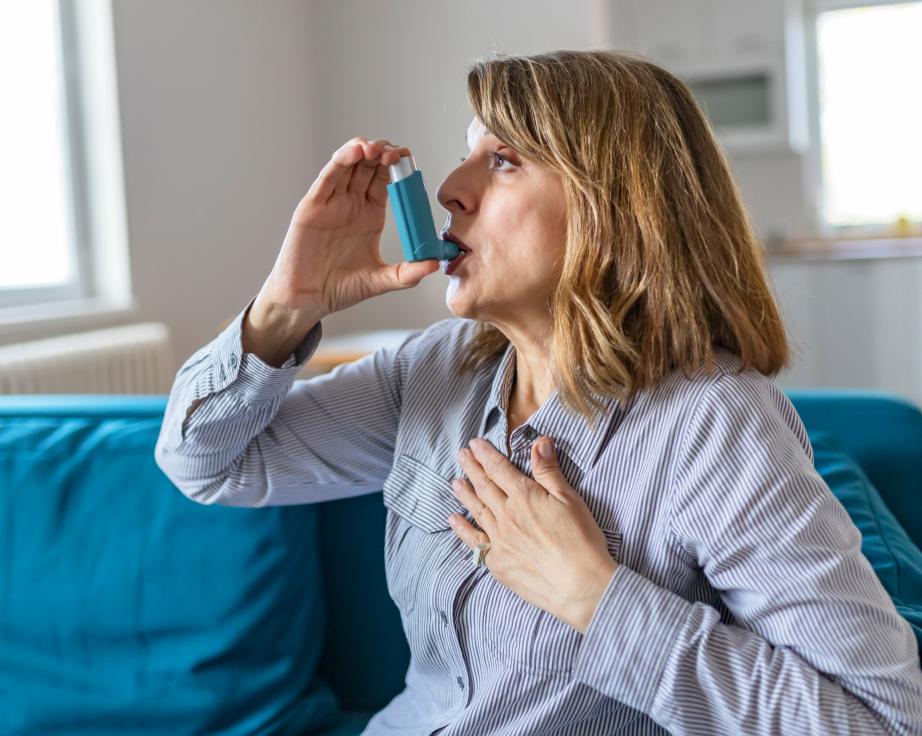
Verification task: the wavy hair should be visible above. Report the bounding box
[456,49,790,430]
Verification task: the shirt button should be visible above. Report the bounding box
[229,353,238,368]
[456,676,465,690]
[523,427,538,441]
[440,611,449,627]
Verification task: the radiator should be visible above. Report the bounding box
[0,323,174,394]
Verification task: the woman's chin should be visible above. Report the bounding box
[445,284,477,318]
[445,277,464,301]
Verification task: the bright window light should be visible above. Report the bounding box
[816,2,922,229]
[0,0,75,289]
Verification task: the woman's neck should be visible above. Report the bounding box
[508,351,554,428]
[492,320,555,431]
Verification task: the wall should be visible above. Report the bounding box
[281,0,611,337]
[111,0,329,370]
[110,0,609,370]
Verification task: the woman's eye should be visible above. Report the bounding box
[457,153,513,170]
[491,152,512,170]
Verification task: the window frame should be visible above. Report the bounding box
[0,0,95,309]
[0,0,136,340]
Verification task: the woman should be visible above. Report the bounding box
[155,50,922,734]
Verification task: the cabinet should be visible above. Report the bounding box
[609,0,809,153]
[704,0,786,59]
[767,256,922,406]
[626,1,707,63]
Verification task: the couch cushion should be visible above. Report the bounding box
[790,391,922,547]
[810,431,922,656]
[0,404,341,734]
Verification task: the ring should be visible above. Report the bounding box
[471,542,491,567]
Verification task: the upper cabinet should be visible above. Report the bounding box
[704,0,787,60]
[610,0,809,153]
[625,1,709,63]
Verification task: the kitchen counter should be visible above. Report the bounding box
[768,236,922,261]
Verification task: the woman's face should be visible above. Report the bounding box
[435,117,567,332]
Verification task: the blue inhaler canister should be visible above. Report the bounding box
[386,154,460,262]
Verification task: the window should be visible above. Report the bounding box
[809,0,922,232]
[1,1,85,305]
[0,0,132,328]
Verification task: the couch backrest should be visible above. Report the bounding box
[0,395,340,733]
[786,390,922,546]
[2,390,920,714]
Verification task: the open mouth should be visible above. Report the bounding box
[440,248,469,275]
[440,230,471,275]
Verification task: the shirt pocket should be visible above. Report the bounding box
[483,528,624,676]
[382,453,466,615]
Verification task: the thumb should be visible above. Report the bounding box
[532,436,570,499]
[389,260,440,290]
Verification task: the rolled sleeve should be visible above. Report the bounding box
[210,295,323,405]
[154,294,425,508]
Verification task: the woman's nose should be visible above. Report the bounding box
[436,164,472,215]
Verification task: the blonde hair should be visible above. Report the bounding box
[457,49,790,430]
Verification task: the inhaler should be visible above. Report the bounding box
[386,154,460,262]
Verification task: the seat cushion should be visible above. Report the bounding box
[312,711,375,735]
[810,431,922,656]
[0,405,341,734]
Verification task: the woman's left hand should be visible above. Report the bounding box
[450,436,619,634]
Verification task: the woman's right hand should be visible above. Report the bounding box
[259,137,440,324]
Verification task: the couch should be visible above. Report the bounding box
[1,390,921,735]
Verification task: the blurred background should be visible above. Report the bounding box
[1,0,920,403]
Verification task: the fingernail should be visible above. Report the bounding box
[447,514,457,526]
[538,438,555,459]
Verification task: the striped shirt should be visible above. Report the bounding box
[154,296,922,735]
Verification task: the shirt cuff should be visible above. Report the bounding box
[571,564,690,714]
[209,295,324,404]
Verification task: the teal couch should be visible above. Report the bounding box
[1,390,921,735]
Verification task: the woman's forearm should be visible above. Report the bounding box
[572,564,922,734]
[241,292,324,369]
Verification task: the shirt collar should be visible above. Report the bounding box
[477,340,622,472]
[478,340,516,436]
